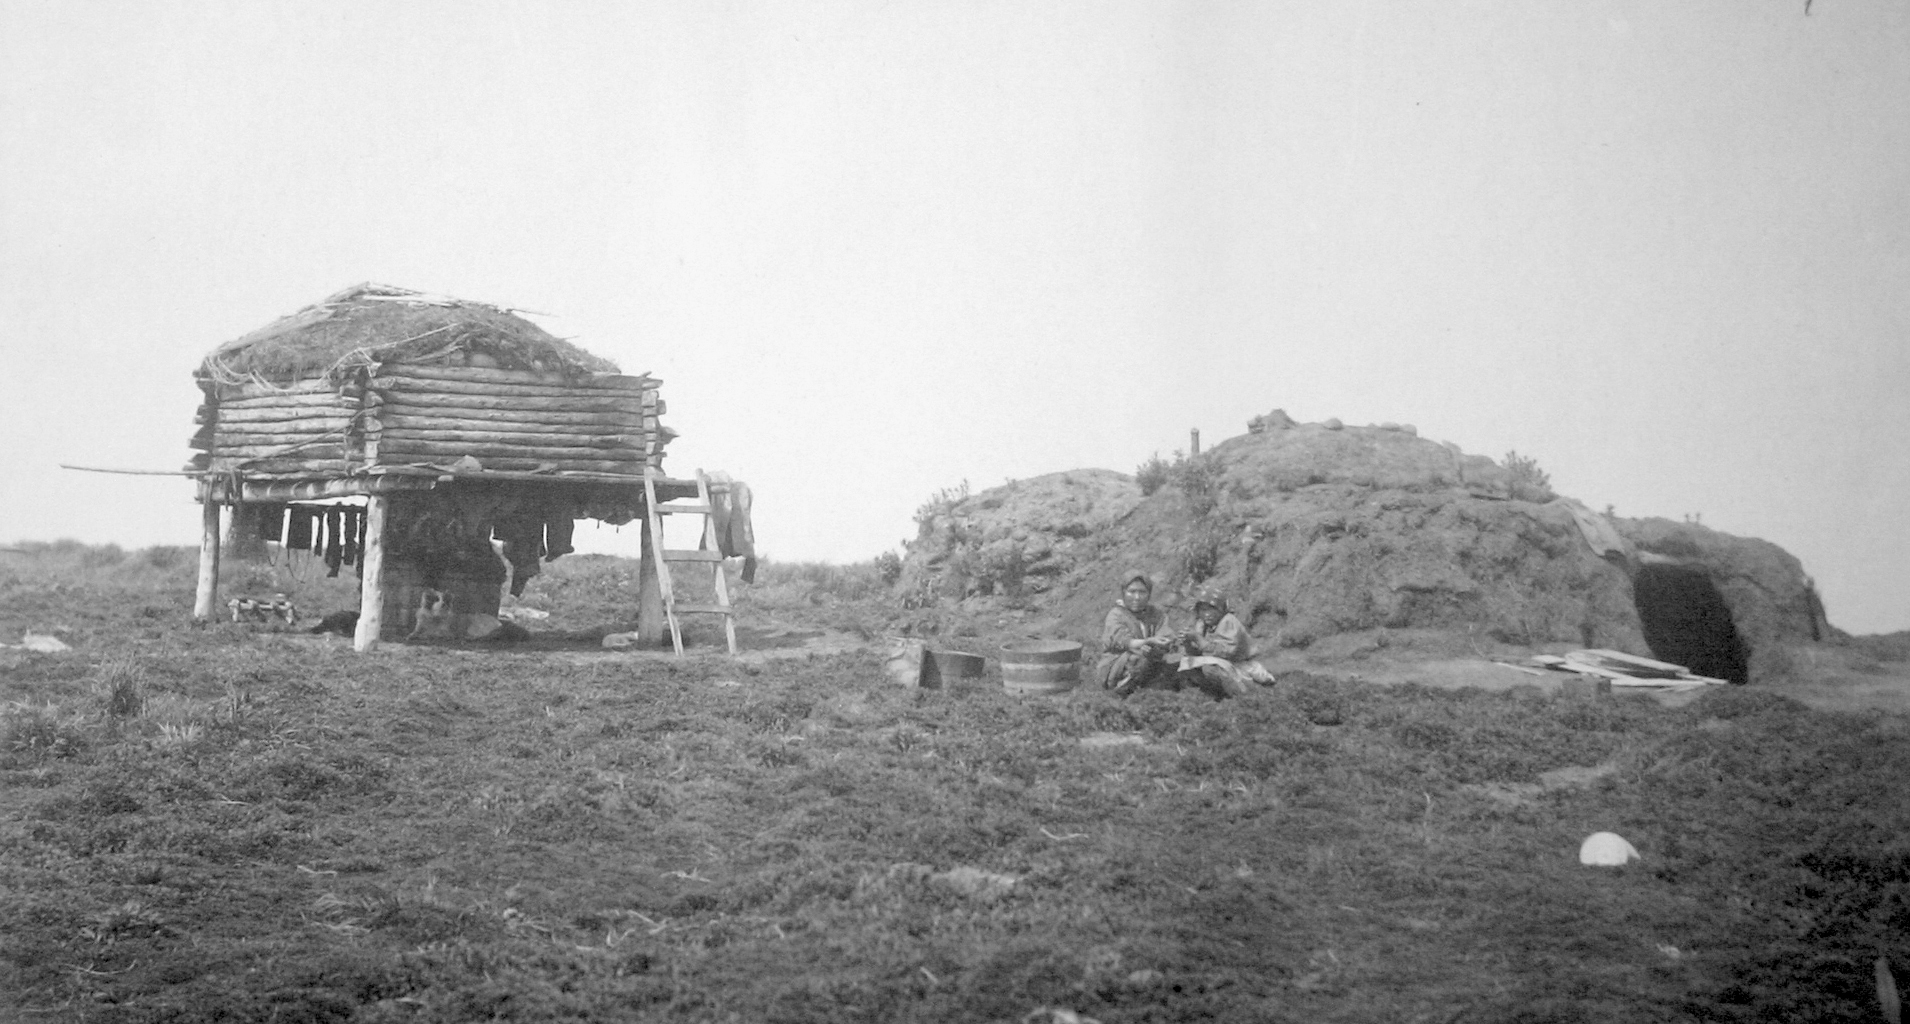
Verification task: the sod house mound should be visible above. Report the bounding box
[901,419,1830,684]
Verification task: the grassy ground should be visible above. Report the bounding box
[2,544,1906,1022]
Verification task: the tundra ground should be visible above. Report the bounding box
[2,543,1906,1023]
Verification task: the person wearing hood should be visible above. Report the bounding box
[1095,571,1178,696]
[1176,584,1276,698]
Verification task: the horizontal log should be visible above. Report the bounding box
[215,433,354,451]
[370,465,649,484]
[209,459,356,476]
[374,427,646,449]
[211,442,349,460]
[215,393,359,412]
[373,375,655,400]
[379,392,640,414]
[372,363,654,391]
[207,406,356,426]
[374,456,648,476]
[215,378,361,401]
[214,420,351,438]
[370,410,644,432]
[372,439,646,462]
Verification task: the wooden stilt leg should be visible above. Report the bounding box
[193,498,222,621]
[636,514,666,647]
[354,495,389,653]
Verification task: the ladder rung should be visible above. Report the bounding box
[662,549,723,562]
[671,603,733,615]
[656,503,712,515]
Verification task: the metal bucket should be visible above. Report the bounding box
[923,649,986,689]
[1000,640,1082,695]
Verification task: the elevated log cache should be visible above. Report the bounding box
[193,363,672,478]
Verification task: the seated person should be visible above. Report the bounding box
[1095,571,1177,696]
[1176,585,1277,699]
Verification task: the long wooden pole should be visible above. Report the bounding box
[354,495,390,652]
[193,499,222,621]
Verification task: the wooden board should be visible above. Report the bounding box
[1570,649,1691,677]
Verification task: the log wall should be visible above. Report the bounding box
[191,363,673,479]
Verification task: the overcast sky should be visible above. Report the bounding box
[3,1,1905,633]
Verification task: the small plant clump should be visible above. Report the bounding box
[913,480,970,530]
[1135,452,1171,496]
[1503,449,1555,502]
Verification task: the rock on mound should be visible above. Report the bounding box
[901,422,1828,682]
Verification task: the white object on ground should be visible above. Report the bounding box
[601,631,640,649]
[22,633,71,652]
[1579,831,1640,866]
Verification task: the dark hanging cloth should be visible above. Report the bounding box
[354,507,369,579]
[494,518,544,597]
[285,506,313,551]
[324,508,344,577]
[544,518,575,562]
[340,508,360,568]
[257,504,287,542]
[711,479,758,583]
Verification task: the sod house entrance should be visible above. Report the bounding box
[1632,563,1749,683]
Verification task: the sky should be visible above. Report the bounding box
[2,1,1905,634]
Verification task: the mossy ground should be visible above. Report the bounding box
[2,543,1905,1022]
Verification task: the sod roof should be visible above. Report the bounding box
[198,283,620,386]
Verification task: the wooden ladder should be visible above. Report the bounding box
[643,469,738,656]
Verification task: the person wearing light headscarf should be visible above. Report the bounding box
[1175,584,1276,699]
[1095,571,1177,696]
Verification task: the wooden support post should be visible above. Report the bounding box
[354,495,390,652]
[636,514,666,647]
[1190,427,1201,457]
[193,499,222,621]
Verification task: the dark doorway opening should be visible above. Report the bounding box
[1632,564,1749,684]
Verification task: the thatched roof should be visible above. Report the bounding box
[198,283,619,387]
